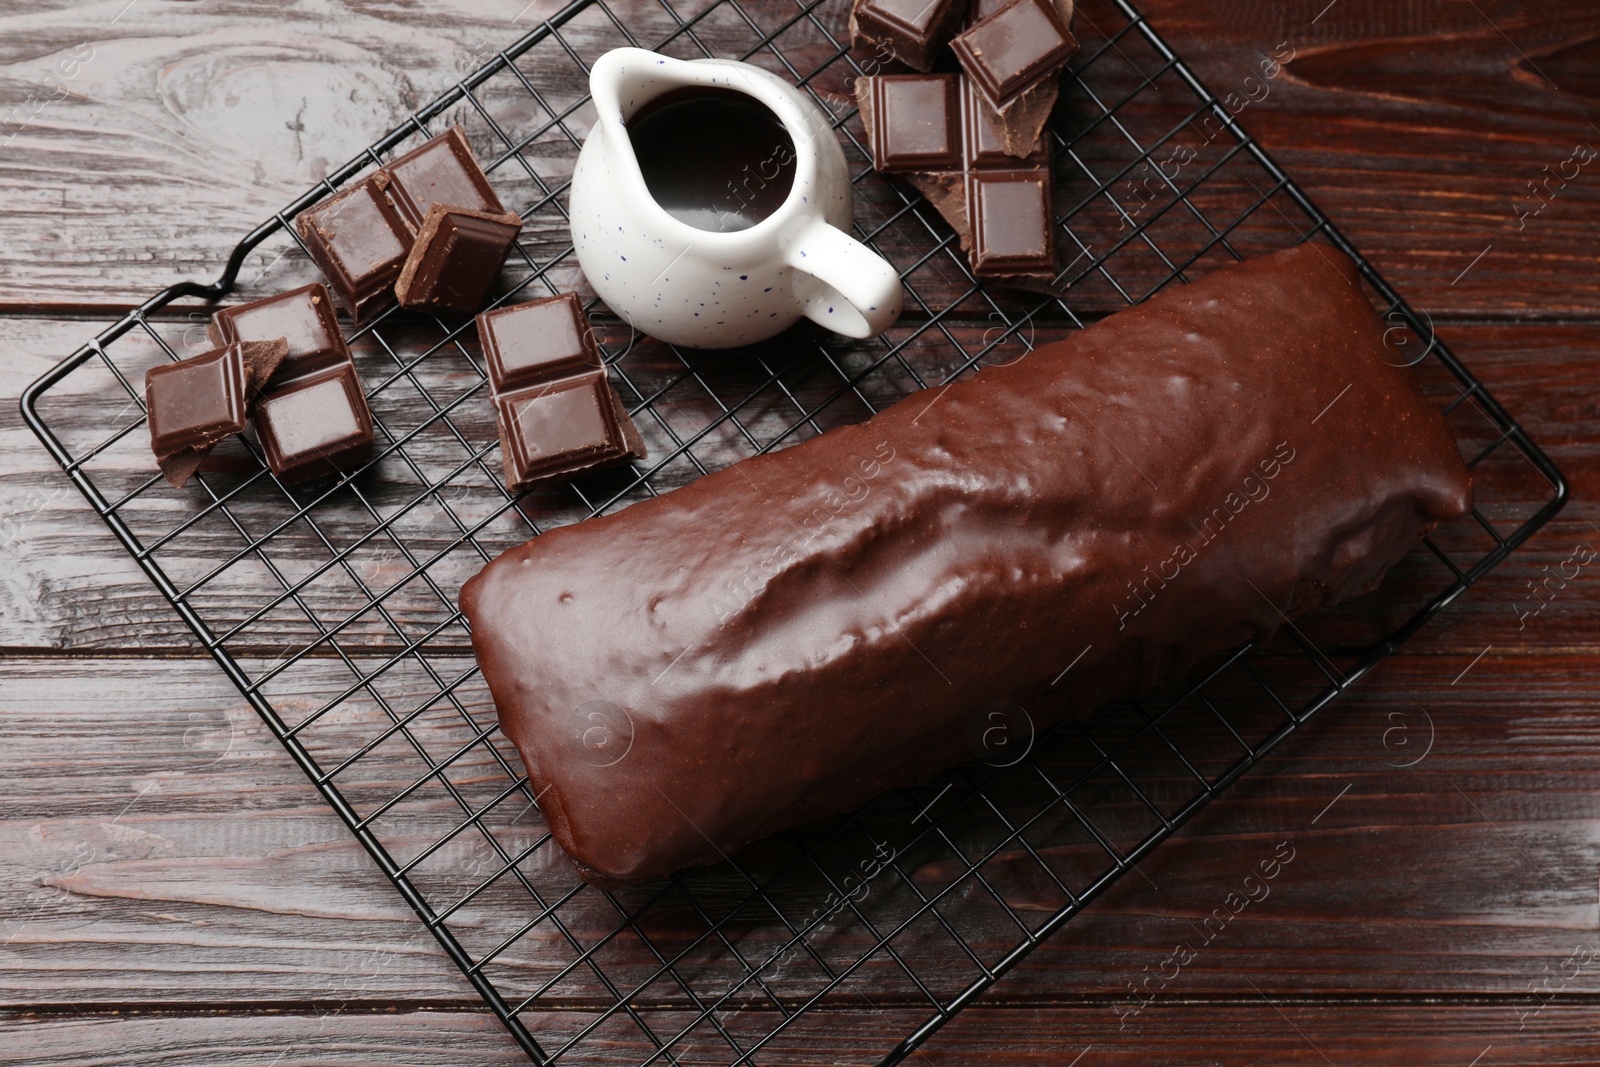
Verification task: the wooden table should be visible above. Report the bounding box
[3,0,1598,1063]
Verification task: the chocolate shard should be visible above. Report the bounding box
[253,361,375,483]
[208,283,350,387]
[394,204,524,314]
[863,74,962,174]
[295,175,414,323]
[239,338,291,395]
[146,340,288,488]
[459,244,1475,887]
[953,0,1077,156]
[849,0,968,72]
[382,125,506,231]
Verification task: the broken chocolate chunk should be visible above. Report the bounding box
[857,73,1058,287]
[295,176,414,323]
[849,0,968,72]
[494,371,644,491]
[477,292,603,393]
[146,339,289,488]
[394,204,524,314]
[475,294,646,491]
[952,0,1077,156]
[952,0,1077,104]
[208,283,350,387]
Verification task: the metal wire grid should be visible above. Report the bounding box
[20,0,1567,1063]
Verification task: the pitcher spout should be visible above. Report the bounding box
[588,48,697,137]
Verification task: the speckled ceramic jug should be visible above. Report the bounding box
[569,48,902,349]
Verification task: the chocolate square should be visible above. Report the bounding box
[850,0,967,72]
[395,205,524,314]
[254,362,375,482]
[494,371,638,490]
[295,176,414,322]
[967,171,1054,276]
[951,0,1077,106]
[208,283,349,386]
[864,75,961,173]
[146,345,250,460]
[383,126,506,231]
[145,340,289,488]
[960,77,1048,168]
[476,293,602,394]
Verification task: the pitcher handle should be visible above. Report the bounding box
[783,218,903,340]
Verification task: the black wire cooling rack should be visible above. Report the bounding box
[21,0,1568,1062]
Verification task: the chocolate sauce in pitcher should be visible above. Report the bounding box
[626,88,797,233]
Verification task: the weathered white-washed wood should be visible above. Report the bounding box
[6,1003,1600,1066]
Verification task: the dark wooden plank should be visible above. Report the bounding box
[6,652,1600,1007]
[0,0,1596,315]
[7,315,1595,653]
[5,1004,1600,1066]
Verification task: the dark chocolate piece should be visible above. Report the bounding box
[951,0,1077,104]
[460,245,1474,886]
[967,170,1054,276]
[857,75,1056,285]
[475,293,645,490]
[295,176,414,323]
[394,204,523,314]
[208,283,349,386]
[477,293,602,393]
[383,125,506,231]
[146,340,289,488]
[865,74,961,173]
[849,0,968,72]
[253,361,375,482]
[493,371,642,490]
[952,0,1076,156]
[961,76,1046,168]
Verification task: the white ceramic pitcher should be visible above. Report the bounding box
[569,48,903,349]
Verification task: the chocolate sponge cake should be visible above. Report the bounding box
[460,243,1473,886]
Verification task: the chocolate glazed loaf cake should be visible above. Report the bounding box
[461,243,1472,886]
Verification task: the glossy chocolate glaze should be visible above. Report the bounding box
[460,245,1473,886]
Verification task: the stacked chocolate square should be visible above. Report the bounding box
[476,293,647,492]
[208,283,376,482]
[295,126,524,320]
[851,0,1077,284]
[145,282,380,488]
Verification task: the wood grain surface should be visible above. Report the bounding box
[3,0,1598,1063]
